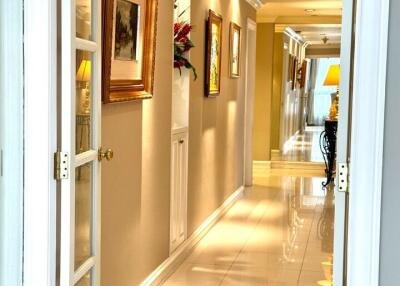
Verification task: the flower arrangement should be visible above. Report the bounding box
[174,4,197,80]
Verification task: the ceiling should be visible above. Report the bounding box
[289,24,342,46]
[259,1,342,47]
[258,0,342,23]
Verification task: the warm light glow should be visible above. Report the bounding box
[231,0,241,23]
[208,0,221,12]
[324,64,340,86]
[305,8,316,12]
[76,60,91,82]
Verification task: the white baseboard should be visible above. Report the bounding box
[253,160,271,173]
[270,161,325,171]
[282,130,300,154]
[139,186,245,286]
[253,160,325,175]
[270,149,281,161]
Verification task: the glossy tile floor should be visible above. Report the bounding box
[162,168,334,286]
[274,126,324,163]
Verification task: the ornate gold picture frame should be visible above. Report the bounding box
[205,10,223,97]
[229,22,241,78]
[102,0,158,103]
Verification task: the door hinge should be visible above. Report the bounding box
[338,163,349,193]
[54,151,69,180]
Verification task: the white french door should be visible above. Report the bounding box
[60,0,102,285]
[0,0,24,285]
[333,0,354,284]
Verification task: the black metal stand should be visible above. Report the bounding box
[320,120,338,187]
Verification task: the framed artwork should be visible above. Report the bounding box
[102,0,158,103]
[300,60,307,88]
[205,10,223,97]
[287,55,293,82]
[292,57,298,90]
[229,22,241,78]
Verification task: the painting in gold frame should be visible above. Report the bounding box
[287,54,294,82]
[229,22,241,78]
[102,0,158,103]
[205,10,223,97]
[300,60,307,88]
[292,57,298,90]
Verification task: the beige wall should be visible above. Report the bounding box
[188,0,256,234]
[253,23,274,161]
[254,28,308,160]
[101,0,173,284]
[101,0,256,285]
[271,32,283,150]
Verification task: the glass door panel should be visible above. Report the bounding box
[76,0,92,40]
[75,162,94,270]
[76,50,93,155]
[0,0,24,285]
[75,271,92,286]
[61,0,101,285]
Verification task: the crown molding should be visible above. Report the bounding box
[283,27,305,44]
[245,0,264,9]
[258,15,342,24]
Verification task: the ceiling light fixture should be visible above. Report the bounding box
[305,9,316,12]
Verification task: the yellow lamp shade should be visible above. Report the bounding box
[76,60,91,82]
[324,64,340,86]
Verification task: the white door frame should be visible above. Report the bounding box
[0,0,24,285]
[23,0,57,285]
[243,18,257,187]
[19,0,390,285]
[248,0,389,283]
[345,0,390,284]
[333,0,353,283]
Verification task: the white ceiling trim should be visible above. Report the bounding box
[284,27,306,44]
[245,0,264,10]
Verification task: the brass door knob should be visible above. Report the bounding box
[98,148,114,162]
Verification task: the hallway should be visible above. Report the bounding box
[162,168,333,286]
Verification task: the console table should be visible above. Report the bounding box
[320,120,338,187]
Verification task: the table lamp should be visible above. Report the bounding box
[76,59,91,114]
[323,64,340,121]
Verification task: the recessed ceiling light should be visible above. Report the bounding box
[305,9,316,12]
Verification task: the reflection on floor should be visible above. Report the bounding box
[162,168,334,286]
[274,126,324,162]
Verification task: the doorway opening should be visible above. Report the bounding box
[249,1,352,285]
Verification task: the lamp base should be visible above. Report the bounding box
[328,91,339,121]
[80,88,90,115]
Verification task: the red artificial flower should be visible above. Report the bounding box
[175,23,192,42]
[174,23,182,35]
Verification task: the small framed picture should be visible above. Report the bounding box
[292,57,298,90]
[287,55,293,82]
[205,10,223,97]
[102,0,158,103]
[114,0,140,61]
[229,22,241,78]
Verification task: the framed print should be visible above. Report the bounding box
[287,54,294,82]
[287,54,293,82]
[229,22,241,78]
[102,0,158,103]
[292,57,298,90]
[300,60,307,88]
[205,10,223,97]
